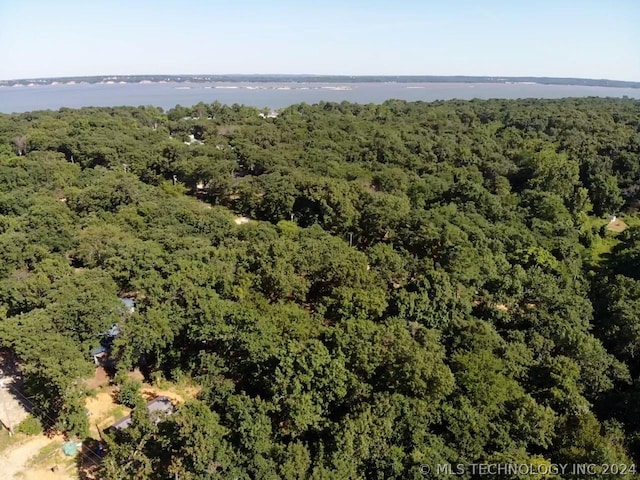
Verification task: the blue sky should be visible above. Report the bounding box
[0,0,638,80]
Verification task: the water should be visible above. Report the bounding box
[0,81,638,113]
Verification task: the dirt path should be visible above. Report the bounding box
[19,468,72,480]
[0,435,54,479]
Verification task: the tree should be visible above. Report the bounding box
[2,97,640,473]
[162,401,232,478]
[589,173,623,216]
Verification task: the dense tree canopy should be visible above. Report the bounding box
[0,97,639,478]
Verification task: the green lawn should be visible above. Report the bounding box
[589,236,619,263]
[25,440,63,468]
[582,215,628,265]
[0,430,27,453]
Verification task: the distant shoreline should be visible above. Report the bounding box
[1,74,638,89]
[3,81,638,114]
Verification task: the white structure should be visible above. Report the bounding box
[120,297,135,314]
[0,356,30,434]
[184,134,204,145]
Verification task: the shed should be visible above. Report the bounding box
[112,396,174,431]
[91,346,107,366]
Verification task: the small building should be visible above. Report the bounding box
[91,346,108,366]
[120,297,135,314]
[147,396,174,423]
[106,324,121,337]
[111,415,131,431]
[259,110,279,119]
[91,310,126,367]
[90,298,133,368]
[0,352,30,433]
[111,396,174,431]
[183,134,204,145]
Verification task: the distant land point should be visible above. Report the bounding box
[1,74,639,89]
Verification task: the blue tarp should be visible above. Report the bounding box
[62,442,79,456]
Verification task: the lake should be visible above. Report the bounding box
[0,82,638,113]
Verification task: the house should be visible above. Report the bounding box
[111,396,174,431]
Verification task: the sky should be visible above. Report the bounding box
[0,0,638,81]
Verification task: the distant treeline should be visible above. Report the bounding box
[1,74,639,88]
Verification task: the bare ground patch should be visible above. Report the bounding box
[84,367,110,391]
[606,218,628,232]
[85,389,129,438]
[0,435,62,479]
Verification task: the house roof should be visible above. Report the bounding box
[147,396,174,420]
[107,324,121,337]
[112,414,132,430]
[120,298,135,309]
[112,396,174,430]
[91,346,106,356]
[96,323,121,339]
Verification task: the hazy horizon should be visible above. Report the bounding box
[1,0,638,82]
[2,73,638,83]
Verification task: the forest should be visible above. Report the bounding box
[0,97,639,479]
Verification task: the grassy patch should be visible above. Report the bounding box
[157,375,201,401]
[25,439,63,467]
[15,415,43,436]
[623,215,640,228]
[107,406,127,422]
[582,215,607,232]
[93,406,128,434]
[0,430,28,452]
[588,236,619,263]
[584,214,640,265]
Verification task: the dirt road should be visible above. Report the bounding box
[0,435,54,479]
